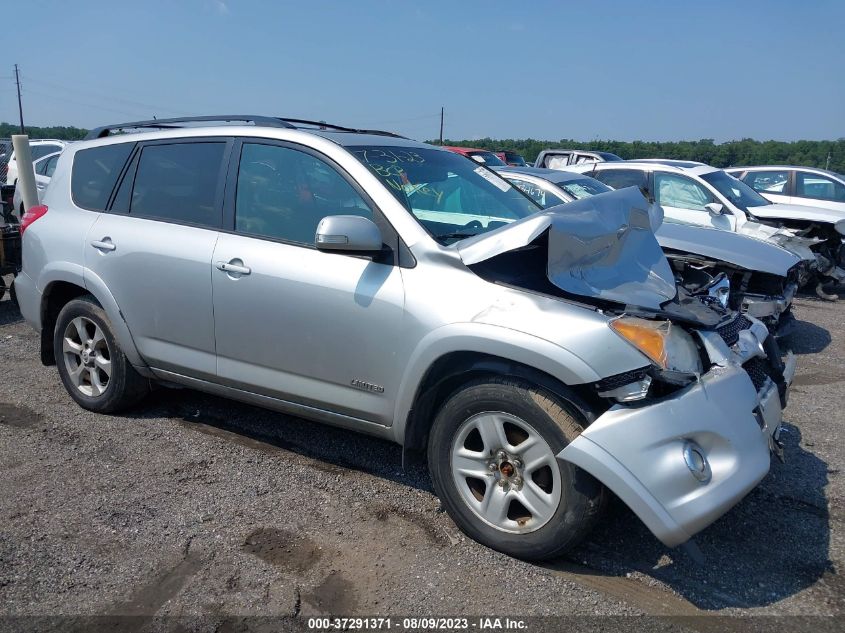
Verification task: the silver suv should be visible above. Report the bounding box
[15,116,792,560]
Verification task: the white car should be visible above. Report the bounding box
[5,139,68,185]
[726,166,845,217]
[567,160,845,298]
[11,151,60,220]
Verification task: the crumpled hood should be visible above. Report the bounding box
[736,221,820,262]
[458,187,677,310]
[656,222,802,275]
[749,202,845,227]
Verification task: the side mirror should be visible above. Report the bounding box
[315,215,383,253]
[704,202,725,216]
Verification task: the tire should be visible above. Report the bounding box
[53,295,149,413]
[427,377,604,561]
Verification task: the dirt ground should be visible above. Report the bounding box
[0,275,842,630]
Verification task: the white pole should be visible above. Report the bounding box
[11,135,39,216]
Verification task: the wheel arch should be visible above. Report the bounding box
[401,350,603,458]
[39,270,146,370]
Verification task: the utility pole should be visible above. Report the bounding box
[14,64,25,134]
[826,152,831,171]
[439,107,444,145]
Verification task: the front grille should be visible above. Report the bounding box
[743,357,771,392]
[716,314,752,347]
[594,367,650,392]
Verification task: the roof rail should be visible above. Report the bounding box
[84,115,296,140]
[276,117,405,138]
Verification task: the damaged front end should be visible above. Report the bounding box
[459,189,792,548]
[655,221,804,337]
[741,217,845,299]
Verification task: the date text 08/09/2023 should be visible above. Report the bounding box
[307,617,529,630]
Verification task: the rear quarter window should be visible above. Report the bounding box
[71,143,135,210]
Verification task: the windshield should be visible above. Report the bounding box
[701,170,770,210]
[349,145,540,243]
[558,177,613,200]
[504,153,527,166]
[467,151,506,166]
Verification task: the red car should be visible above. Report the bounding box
[443,146,506,166]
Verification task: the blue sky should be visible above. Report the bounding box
[3,0,843,141]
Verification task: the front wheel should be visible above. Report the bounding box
[427,378,604,561]
[54,295,149,413]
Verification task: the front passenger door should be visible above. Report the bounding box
[653,172,735,231]
[211,141,406,426]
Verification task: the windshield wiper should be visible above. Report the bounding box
[436,231,484,242]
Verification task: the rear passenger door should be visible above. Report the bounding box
[794,170,845,212]
[84,138,231,380]
[210,139,405,426]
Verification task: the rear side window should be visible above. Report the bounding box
[743,170,789,194]
[593,168,647,193]
[130,142,226,227]
[543,153,571,169]
[796,171,845,202]
[71,143,134,210]
[32,144,62,160]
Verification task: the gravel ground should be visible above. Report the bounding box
[0,274,842,626]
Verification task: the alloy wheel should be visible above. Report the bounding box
[62,317,112,397]
[450,411,562,534]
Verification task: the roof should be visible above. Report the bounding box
[632,159,708,168]
[727,165,845,179]
[73,115,434,152]
[593,160,720,176]
[538,149,622,161]
[493,166,591,184]
[83,115,406,141]
[442,146,496,155]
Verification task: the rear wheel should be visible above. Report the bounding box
[427,377,604,560]
[54,296,149,412]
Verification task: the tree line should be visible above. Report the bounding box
[0,122,89,141]
[430,137,845,173]
[2,122,842,173]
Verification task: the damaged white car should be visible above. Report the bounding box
[16,120,794,561]
[570,160,845,299]
[495,166,805,336]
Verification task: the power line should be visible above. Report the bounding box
[26,67,195,108]
[22,88,159,119]
[22,74,198,118]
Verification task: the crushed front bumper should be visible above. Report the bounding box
[741,282,796,328]
[559,362,785,547]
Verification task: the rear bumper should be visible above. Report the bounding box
[559,364,779,547]
[12,270,41,330]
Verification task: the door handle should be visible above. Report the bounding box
[215,260,251,275]
[91,238,116,252]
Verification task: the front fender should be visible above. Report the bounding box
[391,322,610,444]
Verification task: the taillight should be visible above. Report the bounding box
[20,205,48,235]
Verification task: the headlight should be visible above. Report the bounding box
[610,316,703,376]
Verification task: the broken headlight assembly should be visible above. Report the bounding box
[607,317,703,395]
